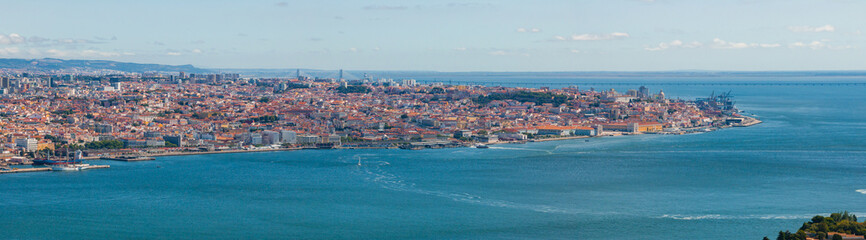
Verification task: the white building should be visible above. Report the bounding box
[297,135,320,144]
[15,138,38,152]
[262,130,281,145]
[280,130,297,144]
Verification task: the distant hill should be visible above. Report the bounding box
[0,58,208,73]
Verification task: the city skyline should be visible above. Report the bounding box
[1,0,864,71]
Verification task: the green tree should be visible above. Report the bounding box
[84,140,124,149]
[335,85,371,94]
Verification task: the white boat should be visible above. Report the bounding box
[52,164,91,171]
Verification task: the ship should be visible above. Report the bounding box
[32,150,85,166]
[51,164,91,171]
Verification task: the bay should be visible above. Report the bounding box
[2,74,866,239]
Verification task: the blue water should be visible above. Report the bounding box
[2,75,866,239]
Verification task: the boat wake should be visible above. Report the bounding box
[856,189,866,194]
[359,161,586,215]
[659,213,839,221]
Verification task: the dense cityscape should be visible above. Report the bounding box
[0,68,757,168]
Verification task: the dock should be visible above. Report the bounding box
[0,165,110,174]
[0,167,52,174]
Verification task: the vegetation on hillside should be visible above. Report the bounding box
[768,211,865,240]
[335,85,371,94]
[243,115,279,123]
[84,140,124,149]
[473,91,570,106]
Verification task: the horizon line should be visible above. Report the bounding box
[4,57,866,73]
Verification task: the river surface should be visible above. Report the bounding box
[2,75,866,239]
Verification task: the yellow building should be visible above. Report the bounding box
[37,142,55,151]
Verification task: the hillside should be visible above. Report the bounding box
[0,58,207,73]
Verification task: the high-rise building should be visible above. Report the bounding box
[262,130,281,145]
[95,124,114,133]
[163,135,184,147]
[280,130,297,144]
[638,86,649,99]
[15,138,38,152]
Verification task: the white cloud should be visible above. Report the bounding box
[80,49,121,57]
[363,5,407,10]
[349,47,358,52]
[454,47,467,51]
[710,38,780,49]
[556,32,629,41]
[192,49,203,54]
[0,47,21,55]
[516,28,527,32]
[517,28,541,33]
[166,52,182,56]
[0,46,129,58]
[0,33,26,45]
[531,28,541,33]
[646,39,784,51]
[45,49,68,57]
[645,40,702,51]
[570,49,580,54]
[788,25,835,33]
[787,40,853,50]
[1,33,104,46]
[44,49,125,58]
[488,50,507,56]
[712,38,751,49]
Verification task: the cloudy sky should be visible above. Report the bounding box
[1,0,864,71]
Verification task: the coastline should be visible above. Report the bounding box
[1,116,762,173]
[98,116,761,161]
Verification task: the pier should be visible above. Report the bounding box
[0,165,110,174]
[0,167,51,174]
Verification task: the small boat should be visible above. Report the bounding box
[52,164,90,171]
[475,144,489,149]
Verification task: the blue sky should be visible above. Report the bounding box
[1,0,864,71]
